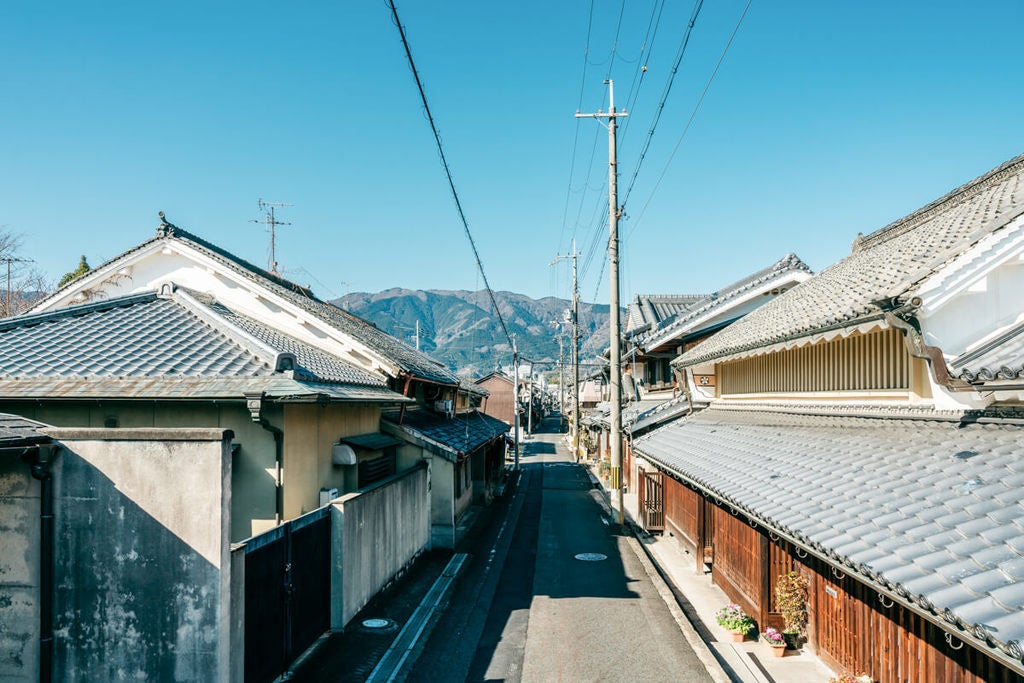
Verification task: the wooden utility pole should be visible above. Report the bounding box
[551,239,581,460]
[512,335,520,470]
[1,256,32,317]
[577,80,627,524]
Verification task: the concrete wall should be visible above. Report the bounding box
[1,401,276,543]
[331,461,430,628]
[0,457,40,682]
[43,427,234,682]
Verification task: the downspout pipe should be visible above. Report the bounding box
[24,443,57,683]
[246,392,285,524]
[258,419,284,524]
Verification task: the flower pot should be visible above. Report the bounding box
[769,644,786,657]
[782,631,800,650]
[730,630,747,643]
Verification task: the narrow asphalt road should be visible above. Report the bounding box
[406,416,713,682]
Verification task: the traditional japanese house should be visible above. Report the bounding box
[633,153,1024,681]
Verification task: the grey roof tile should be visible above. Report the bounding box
[640,254,812,351]
[382,408,509,461]
[0,290,402,403]
[999,557,1024,581]
[963,568,1014,594]
[678,154,1024,367]
[632,407,1024,655]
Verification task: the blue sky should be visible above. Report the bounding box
[2,1,1022,306]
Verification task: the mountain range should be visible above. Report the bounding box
[333,289,613,378]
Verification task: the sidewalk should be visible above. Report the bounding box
[583,452,835,683]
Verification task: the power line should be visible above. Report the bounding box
[386,0,513,349]
[628,0,754,238]
[620,0,705,213]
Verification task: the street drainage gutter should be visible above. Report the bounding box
[365,553,469,682]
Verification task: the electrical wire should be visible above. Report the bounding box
[628,0,753,238]
[387,0,514,350]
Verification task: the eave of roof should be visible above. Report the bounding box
[632,407,1024,673]
[382,408,509,461]
[678,153,1024,367]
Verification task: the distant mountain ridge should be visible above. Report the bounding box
[333,288,612,377]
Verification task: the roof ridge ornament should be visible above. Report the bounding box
[156,211,178,237]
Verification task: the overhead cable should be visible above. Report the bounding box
[386,0,514,349]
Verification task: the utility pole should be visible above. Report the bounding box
[527,358,534,437]
[551,239,581,461]
[512,335,520,470]
[555,324,565,431]
[1,256,32,317]
[415,320,420,351]
[577,80,627,525]
[251,199,293,274]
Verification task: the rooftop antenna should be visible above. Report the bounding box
[251,199,292,274]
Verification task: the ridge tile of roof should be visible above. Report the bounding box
[679,153,1024,367]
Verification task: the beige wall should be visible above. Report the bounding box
[281,403,382,519]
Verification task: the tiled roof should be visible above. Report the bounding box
[624,396,692,434]
[165,226,459,385]
[0,291,404,403]
[633,408,1024,664]
[30,221,460,386]
[0,293,272,379]
[197,297,386,387]
[626,294,709,335]
[679,154,1024,366]
[382,408,509,461]
[0,413,52,446]
[640,253,811,352]
[950,320,1024,384]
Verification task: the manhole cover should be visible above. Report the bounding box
[362,618,397,631]
[574,553,608,562]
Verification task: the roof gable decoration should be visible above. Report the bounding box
[30,223,408,380]
[914,214,1024,360]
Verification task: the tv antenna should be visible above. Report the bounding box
[251,199,292,274]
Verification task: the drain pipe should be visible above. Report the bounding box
[26,443,57,683]
[260,419,284,524]
[247,393,284,523]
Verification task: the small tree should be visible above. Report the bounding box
[58,255,91,288]
[776,570,809,635]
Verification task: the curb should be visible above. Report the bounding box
[585,463,736,683]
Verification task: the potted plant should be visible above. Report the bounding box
[760,627,787,657]
[775,570,809,649]
[714,604,754,642]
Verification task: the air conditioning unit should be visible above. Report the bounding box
[319,487,339,506]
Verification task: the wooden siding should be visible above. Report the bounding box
[710,506,763,622]
[663,476,699,551]
[652,469,1021,681]
[719,327,910,394]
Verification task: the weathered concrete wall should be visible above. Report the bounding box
[1,401,275,543]
[43,428,234,682]
[0,459,39,682]
[332,462,429,629]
